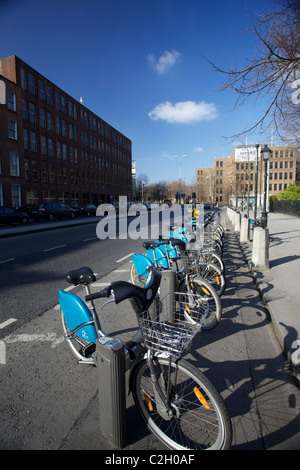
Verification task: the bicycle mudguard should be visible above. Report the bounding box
[156,241,178,260]
[59,290,98,343]
[144,247,169,269]
[132,253,153,277]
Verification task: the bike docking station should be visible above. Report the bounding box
[96,335,127,448]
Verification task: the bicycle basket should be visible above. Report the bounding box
[137,292,201,357]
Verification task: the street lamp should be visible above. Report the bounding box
[172,155,188,205]
[254,144,259,222]
[260,144,272,229]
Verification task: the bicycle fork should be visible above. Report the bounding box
[146,350,179,421]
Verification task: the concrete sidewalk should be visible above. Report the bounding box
[227,209,300,383]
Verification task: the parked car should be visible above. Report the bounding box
[79,204,97,216]
[204,203,211,210]
[71,205,82,217]
[31,202,75,221]
[0,206,29,225]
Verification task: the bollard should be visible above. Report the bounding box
[235,211,241,232]
[252,227,269,268]
[96,336,126,448]
[240,217,249,243]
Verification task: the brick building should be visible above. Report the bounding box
[0,55,132,209]
[196,144,299,208]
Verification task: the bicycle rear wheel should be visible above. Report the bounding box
[132,356,232,450]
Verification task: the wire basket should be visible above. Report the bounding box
[137,292,202,357]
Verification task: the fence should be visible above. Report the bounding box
[269,199,300,217]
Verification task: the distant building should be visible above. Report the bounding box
[0,55,132,208]
[196,144,300,208]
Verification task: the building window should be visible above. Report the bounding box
[56,117,61,135]
[23,129,29,150]
[39,81,45,101]
[42,162,48,182]
[7,90,16,111]
[28,72,35,94]
[32,160,38,181]
[48,138,54,157]
[63,143,67,160]
[11,184,21,207]
[25,159,30,180]
[57,141,62,159]
[26,189,39,205]
[41,136,47,155]
[20,68,27,90]
[10,152,20,176]
[29,102,36,123]
[22,98,28,120]
[47,111,53,131]
[55,92,60,111]
[49,163,54,183]
[61,96,66,113]
[46,86,52,105]
[40,108,46,128]
[30,131,37,152]
[8,119,17,140]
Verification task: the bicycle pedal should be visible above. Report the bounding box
[81,342,96,358]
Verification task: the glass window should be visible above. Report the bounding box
[28,72,35,94]
[39,81,45,101]
[30,131,37,152]
[11,184,21,207]
[22,98,28,120]
[46,85,52,105]
[29,102,36,123]
[40,108,46,128]
[7,90,16,111]
[8,119,17,139]
[23,129,29,150]
[9,152,20,176]
[20,68,27,90]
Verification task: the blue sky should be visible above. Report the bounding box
[0,0,277,184]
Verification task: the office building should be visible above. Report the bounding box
[0,55,132,209]
[196,144,299,208]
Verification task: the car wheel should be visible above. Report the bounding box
[48,213,55,221]
[70,212,75,219]
[21,217,29,224]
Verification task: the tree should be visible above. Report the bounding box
[211,0,300,145]
[278,181,300,199]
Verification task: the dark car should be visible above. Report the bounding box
[31,202,75,221]
[0,206,29,225]
[80,204,97,216]
[204,203,211,210]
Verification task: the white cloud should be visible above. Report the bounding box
[148,50,181,75]
[194,147,204,152]
[148,100,218,124]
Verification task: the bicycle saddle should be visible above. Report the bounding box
[143,241,158,249]
[66,266,96,285]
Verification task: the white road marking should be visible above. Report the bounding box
[0,318,17,330]
[43,245,67,252]
[116,253,133,263]
[0,258,15,264]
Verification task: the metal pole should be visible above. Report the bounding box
[261,158,268,229]
[254,144,259,222]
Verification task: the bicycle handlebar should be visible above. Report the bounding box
[85,285,112,302]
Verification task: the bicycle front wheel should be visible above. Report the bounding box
[132,356,232,450]
[179,278,222,330]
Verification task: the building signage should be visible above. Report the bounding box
[235,145,260,162]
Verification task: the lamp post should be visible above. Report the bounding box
[172,155,188,205]
[254,144,259,222]
[260,144,272,229]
